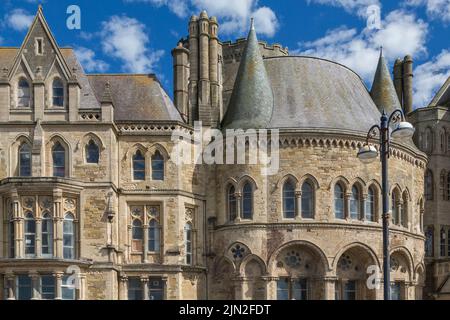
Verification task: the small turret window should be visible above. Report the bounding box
[52,79,64,107]
[18,78,30,108]
[86,140,100,164]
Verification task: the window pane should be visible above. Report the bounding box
[42,215,53,256]
[425,227,434,257]
[343,281,357,300]
[17,275,32,300]
[152,152,164,181]
[366,188,375,221]
[53,143,66,177]
[133,151,145,181]
[63,217,75,259]
[283,181,296,219]
[302,182,313,219]
[18,79,30,107]
[53,80,64,107]
[335,184,345,219]
[86,140,100,164]
[276,278,289,300]
[41,275,55,300]
[391,282,401,300]
[242,183,253,219]
[148,220,160,252]
[19,144,31,177]
[350,186,360,220]
[228,186,237,221]
[25,215,35,255]
[128,278,142,300]
[292,279,308,300]
[61,276,75,300]
[149,278,164,300]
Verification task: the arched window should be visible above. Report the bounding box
[63,213,75,259]
[228,185,237,222]
[42,212,53,256]
[392,191,399,225]
[334,183,345,219]
[148,219,160,253]
[52,142,66,177]
[447,173,450,201]
[441,171,447,200]
[9,215,15,258]
[424,128,433,152]
[133,150,145,181]
[425,170,434,200]
[242,182,253,220]
[185,223,192,265]
[19,143,32,177]
[350,186,361,220]
[425,226,434,257]
[283,180,296,219]
[132,219,143,252]
[85,140,99,164]
[301,181,314,219]
[151,150,164,181]
[18,78,30,107]
[24,212,36,256]
[52,78,64,107]
[402,192,408,228]
[365,186,376,222]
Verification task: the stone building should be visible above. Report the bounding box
[0,7,427,300]
[409,65,450,300]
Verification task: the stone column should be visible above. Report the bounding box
[35,218,42,258]
[141,277,149,300]
[78,274,86,300]
[345,193,351,220]
[6,273,15,300]
[162,276,168,300]
[119,275,128,300]
[233,276,244,300]
[30,272,40,300]
[361,194,367,221]
[295,190,302,220]
[54,272,63,300]
[12,191,23,258]
[143,224,149,263]
[396,201,403,226]
[53,189,63,259]
[262,276,275,300]
[235,193,242,223]
[323,277,337,300]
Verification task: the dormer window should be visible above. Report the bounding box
[18,78,31,108]
[52,79,64,107]
[35,38,43,55]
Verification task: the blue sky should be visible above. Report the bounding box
[0,0,449,108]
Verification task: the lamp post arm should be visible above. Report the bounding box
[387,109,406,127]
[366,125,381,145]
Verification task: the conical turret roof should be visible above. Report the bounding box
[221,20,274,130]
[370,49,401,113]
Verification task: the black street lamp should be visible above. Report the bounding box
[357,109,415,300]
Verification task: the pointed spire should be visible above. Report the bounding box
[221,20,274,130]
[370,48,401,113]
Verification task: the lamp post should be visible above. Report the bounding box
[357,109,415,300]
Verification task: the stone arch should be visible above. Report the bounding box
[332,242,380,271]
[80,133,105,164]
[240,254,267,275]
[334,242,380,300]
[414,263,426,300]
[124,143,148,160]
[148,143,170,160]
[349,177,366,189]
[241,256,267,300]
[277,174,299,190]
[299,174,320,190]
[46,134,72,177]
[268,240,330,274]
[210,256,236,300]
[237,175,258,191]
[390,246,414,282]
[9,134,33,176]
[329,176,350,196]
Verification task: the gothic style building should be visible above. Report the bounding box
[0,7,429,300]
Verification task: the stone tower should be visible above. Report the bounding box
[172,11,223,127]
[392,55,414,115]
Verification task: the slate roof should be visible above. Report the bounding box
[264,56,382,134]
[221,20,274,130]
[370,51,402,114]
[87,74,182,122]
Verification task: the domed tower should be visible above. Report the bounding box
[208,23,427,301]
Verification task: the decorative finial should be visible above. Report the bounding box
[380,46,383,57]
[250,18,255,30]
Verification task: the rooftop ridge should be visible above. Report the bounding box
[221,38,289,54]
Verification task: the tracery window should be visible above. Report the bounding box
[52,78,64,107]
[151,150,164,181]
[242,182,253,220]
[283,180,296,219]
[334,183,345,219]
[85,140,100,164]
[19,143,32,177]
[133,150,145,181]
[301,181,314,219]
[18,78,30,107]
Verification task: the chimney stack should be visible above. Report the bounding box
[402,55,414,115]
[393,59,403,106]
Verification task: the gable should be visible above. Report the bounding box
[8,7,72,82]
[429,76,450,108]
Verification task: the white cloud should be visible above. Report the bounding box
[100,15,164,73]
[414,49,450,107]
[5,9,34,32]
[124,0,279,37]
[404,0,450,23]
[74,47,109,73]
[306,0,381,17]
[295,10,428,83]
